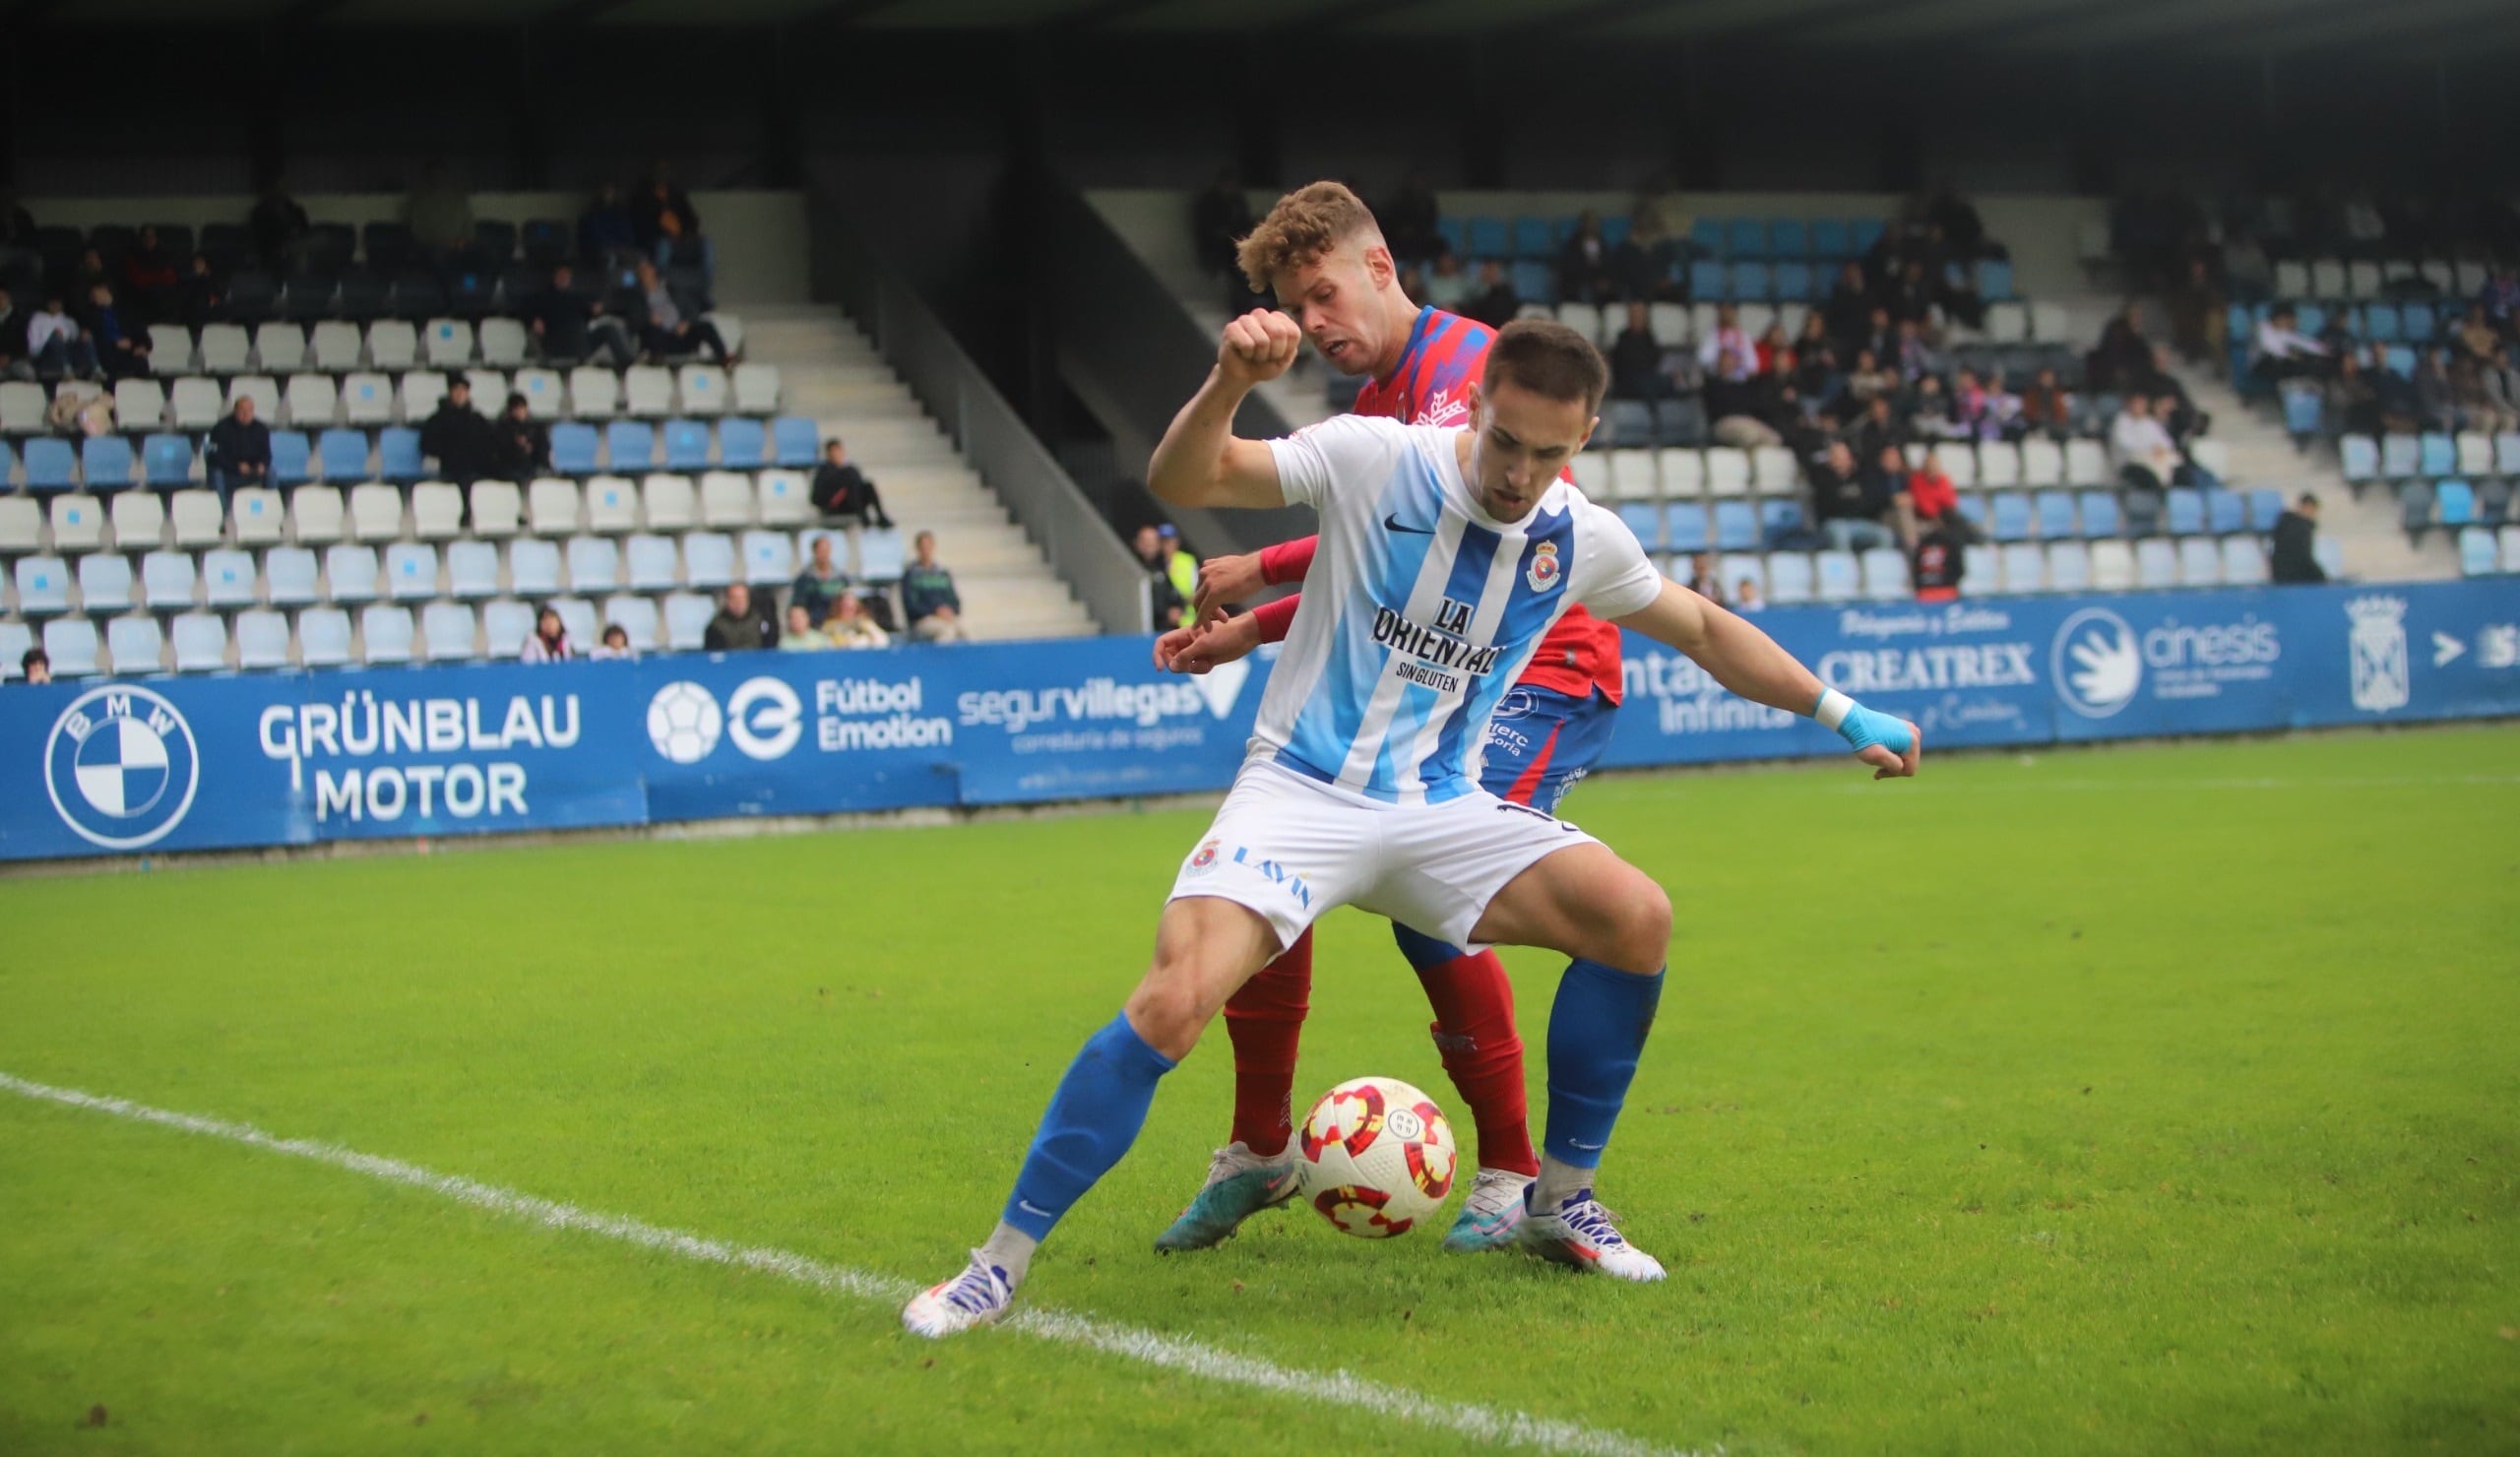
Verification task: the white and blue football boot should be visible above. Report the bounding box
[1152,1142,1300,1252]
[1441,1167,1534,1252]
[901,1251,1016,1339]
[1516,1187,1667,1281]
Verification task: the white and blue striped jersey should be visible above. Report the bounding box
[1256,414,1662,803]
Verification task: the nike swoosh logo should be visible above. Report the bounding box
[1383,513,1435,535]
[1017,1199,1052,1218]
[1570,1140,1606,1151]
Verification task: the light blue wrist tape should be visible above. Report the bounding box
[1814,688,1914,754]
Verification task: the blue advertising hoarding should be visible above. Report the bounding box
[4,581,2515,863]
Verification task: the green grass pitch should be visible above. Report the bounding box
[3,725,2515,1455]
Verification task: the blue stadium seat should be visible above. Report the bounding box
[1809,220,1850,259]
[1466,218,1507,259]
[360,604,414,665]
[1849,219,1886,255]
[1813,549,1859,602]
[509,538,562,598]
[2419,432,2456,476]
[2205,488,2245,535]
[266,546,320,606]
[2165,488,2205,536]
[2340,434,2378,482]
[1766,552,1813,605]
[1726,219,1766,259]
[2434,479,2476,527]
[2398,479,2433,535]
[1616,501,1663,548]
[682,532,736,589]
[106,615,163,673]
[1688,260,1726,300]
[1954,495,1988,533]
[2363,304,2401,342]
[80,435,134,492]
[625,533,679,592]
[1665,502,1710,553]
[1712,499,1758,552]
[379,426,424,482]
[2460,527,2499,575]
[269,430,312,486]
[446,539,499,599]
[143,433,193,488]
[1987,492,2032,542]
[2383,346,2416,377]
[2401,303,2435,342]
[1772,262,1812,301]
[606,420,657,473]
[1509,260,1555,306]
[565,536,619,594]
[551,422,599,474]
[1689,218,1725,258]
[201,548,256,609]
[719,416,766,468]
[663,417,713,471]
[1435,218,1466,259]
[2077,490,2121,538]
[1605,399,1653,446]
[1510,217,1553,260]
[139,550,195,610]
[1769,220,1808,258]
[1975,259,2014,300]
[2033,490,2076,538]
[2246,488,2284,533]
[1729,262,1770,301]
[2295,303,2326,337]
[235,609,290,668]
[2048,541,2092,593]
[1758,498,1802,539]
[317,427,369,483]
[772,415,818,469]
[298,607,352,666]
[78,553,133,614]
[1654,397,1707,446]
[2379,433,2420,478]
[2283,387,2323,437]
[44,616,101,675]
[25,438,76,493]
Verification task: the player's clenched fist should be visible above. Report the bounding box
[1217,310,1301,386]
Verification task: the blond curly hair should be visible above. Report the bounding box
[1233,181,1384,295]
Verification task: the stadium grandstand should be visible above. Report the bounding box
[2,2,2516,1452]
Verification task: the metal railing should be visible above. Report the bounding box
[820,209,1150,636]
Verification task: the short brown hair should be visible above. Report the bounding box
[1234,181,1382,295]
[1482,319,1609,414]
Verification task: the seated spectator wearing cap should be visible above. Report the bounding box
[825,591,890,650]
[811,439,893,528]
[790,534,854,626]
[518,603,574,663]
[421,376,504,486]
[497,394,549,481]
[903,532,968,644]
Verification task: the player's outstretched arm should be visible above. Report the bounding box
[1152,613,1262,675]
[1148,311,1304,511]
[1616,578,1922,780]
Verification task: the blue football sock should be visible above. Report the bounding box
[1001,1013,1177,1241]
[1390,922,1467,973]
[1542,959,1666,1172]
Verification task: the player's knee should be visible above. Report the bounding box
[1600,877,1672,974]
[1124,975,1208,1062]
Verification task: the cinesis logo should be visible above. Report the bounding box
[46,685,201,849]
[646,677,803,763]
[2051,607,2142,718]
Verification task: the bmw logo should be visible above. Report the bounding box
[45,685,202,850]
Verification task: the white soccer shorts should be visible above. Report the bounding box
[1166,757,1600,950]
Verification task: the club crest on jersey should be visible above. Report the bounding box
[1526,541,1563,594]
[1417,386,1471,427]
[1186,839,1220,874]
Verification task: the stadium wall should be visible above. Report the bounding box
[5,582,2514,866]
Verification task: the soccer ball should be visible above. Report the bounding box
[647,682,724,764]
[1295,1076,1457,1237]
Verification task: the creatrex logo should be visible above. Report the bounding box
[646,678,804,762]
[2051,607,2142,718]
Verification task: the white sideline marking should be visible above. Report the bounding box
[0,1071,1693,1457]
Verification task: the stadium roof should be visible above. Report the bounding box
[32,0,2520,60]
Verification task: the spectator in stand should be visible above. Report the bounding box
[179,254,222,331]
[579,182,638,267]
[1421,252,1472,310]
[1698,303,1753,383]
[419,376,503,486]
[2017,366,2074,441]
[2089,301,2155,393]
[1192,168,1256,300]
[1849,393,1907,465]
[204,394,271,506]
[1607,301,1670,403]
[1752,322,1792,377]
[1157,524,1197,608]
[2412,347,2457,432]
[82,283,149,378]
[1853,305,1898,369]
[496,393,549,481]
[704,583,769,651]
[1908,373,1962,442]
[2327,351,2383,437]
[634,160,707,275]
[902,532,968,643]
[2270,494,2327,584]
[1732,576,1764,612]
[1705,348,1784,448]
[1807,439,1893,551]
[1924,182,1986,259]
[2168,258,2226,365]
[1844,348,1897,410]
[2478,346,2520,434]
[1893,317,1944,385]
[2449,350,2510,435]
[1823,263,1873,351]
[825,590,889,649]
[249,176,310,273]
[1682,551,1724,603]
[0,286,29,381]
[518,604,574,663]
[2367,346,2422,434]
[2110,394,2181,507]
[1899,446,1957,538]
[2478,263,2519,342]
[2453,305,2499,364]
[27,294,92,378]
[1611,207,1678,302]
[589,623,636,661]
[529,263,635,367]
[1461,259,1518,328]
[1934,252,1985,331]
[2252,305,2329,386]
[406,158,474,261]
[1910,511,1966,602]
[811,438,893,528]
[1135,524,1188,628]
[779,603,827,652]
[1557,210,1614,304]
[1887,259,1935,326]
[20,646,52,683]
[123,225,180,323]
[1381,174,1441,265]
[1791,313,1840,401]
[790,534,853,626]
[633,258,729,363]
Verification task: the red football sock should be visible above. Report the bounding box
[1418,950,1540,1176]
[1222,929,1312,1157]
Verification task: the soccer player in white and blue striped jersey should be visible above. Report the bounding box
[903,314,1922,1338]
